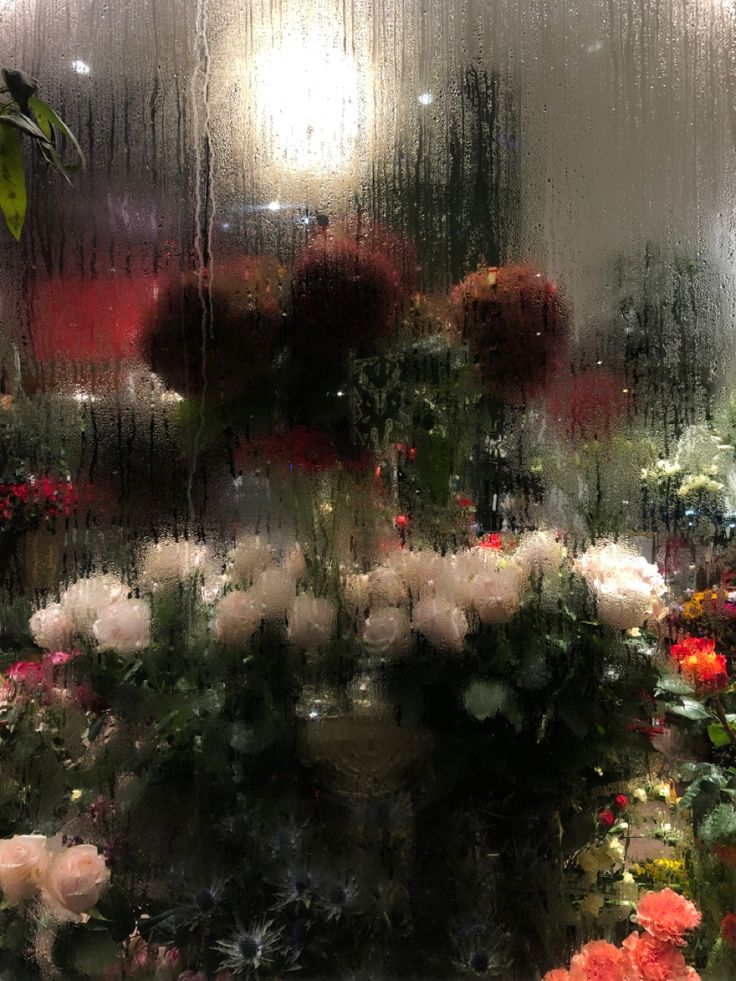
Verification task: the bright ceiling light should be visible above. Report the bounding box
[252,31,360,175]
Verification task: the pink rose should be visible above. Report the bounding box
[0,834,49,902]
[41,843,110,916]
[6,660,45,686]
[621,931,689,981]
[634,889,702,947]
[47,650,78,667]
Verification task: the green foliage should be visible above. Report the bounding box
[0,68,83,239]
[698,803,736,846]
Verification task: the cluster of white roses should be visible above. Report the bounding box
[0,835,109,920]
[27,532,665,660]
[574,541,666,631]
[344,529,567,656]
[30,573,151,656]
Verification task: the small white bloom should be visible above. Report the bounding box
[29,603,75,651]
[412,596,468,653]
[363,607,412,656]
[580,892,605,918]
[288,593,336,651]
[93,598,151,655]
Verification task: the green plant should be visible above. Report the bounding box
[0,68,83,240]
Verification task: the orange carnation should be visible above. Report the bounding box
[569,940,625,981]
[621,931,689,981]
[634,889,701,946]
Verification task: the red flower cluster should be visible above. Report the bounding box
[1,653,98,711]
[543,889,701,980]
[0,478,86,523]
[670,635,728,691]
[480,532,503,550]
[236,427,371,475]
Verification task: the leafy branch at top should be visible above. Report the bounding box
[0,67,84,240]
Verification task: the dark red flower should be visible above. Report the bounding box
[394,515,409,529]
[597,809,615,830]
[291,236,407,363]
[721,913,736,949]
[451,264,569,404]
[142,256,285,399]
[614,794,630,811]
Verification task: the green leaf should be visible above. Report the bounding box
[2,69,37,113]
[655,673,696,696]
[69,928,118,976]
[668,697,711,721]
[0,124,26,239]
[698,802,736,845]
[28,96,85,169]
[0,112,49,142]
[708,723,732,748]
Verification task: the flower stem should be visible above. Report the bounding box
[714,697,736,745]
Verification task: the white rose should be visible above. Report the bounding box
[139,538,212,588]
[514,529,566,579]
[213,590,262,647]
[93,598,151,655]
[412,596,468,653]
[251,568,296,621]
[227,535,273,586]
[385,550,443,598]
[575,541,665,631]
[434,555,476,607]
[0,834,49,903]
[29,603,75,651]
[595,579,652,631]
[363,607,412,656]
[366,567,408,608]
[468,562,524,625]
[61,575,128,635]
[288,593,336,650]
[41,843,109,917]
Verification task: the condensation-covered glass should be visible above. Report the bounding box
[0,1,734,978]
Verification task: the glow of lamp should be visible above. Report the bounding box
[252,32,360,175]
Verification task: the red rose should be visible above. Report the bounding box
[597,809,615,830]
[614,794,629,811]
